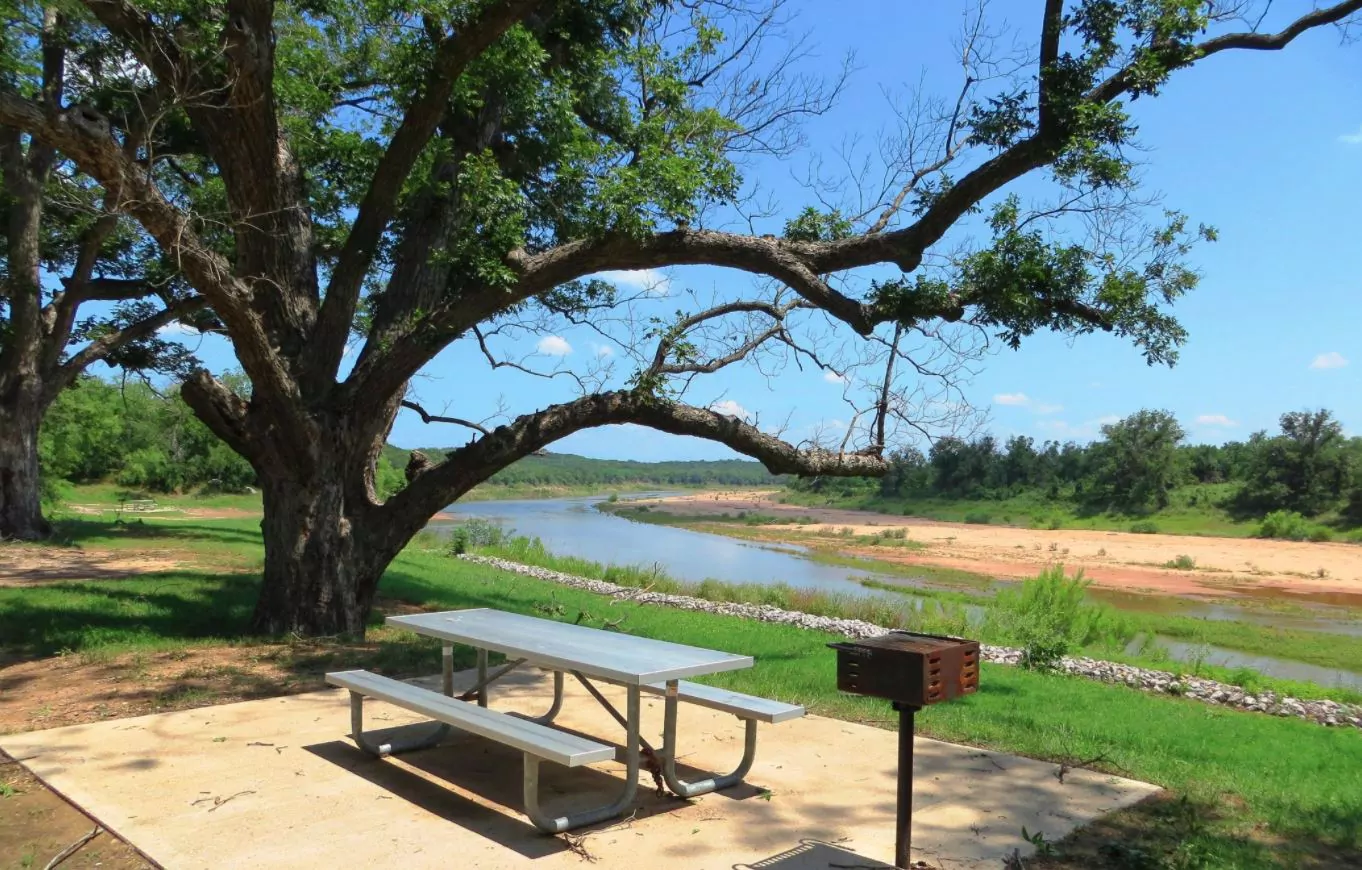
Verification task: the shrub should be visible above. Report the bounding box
[1130,520,1160,534]
[982,566,1137,667]
[1257,510,1311,541]
[1308,527,1334,543]
[963,511,992,525]
[606,493,619,503]
[1165,554,1196,570]
[448,517,512,555]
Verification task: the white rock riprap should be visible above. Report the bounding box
[457,554,1362,730]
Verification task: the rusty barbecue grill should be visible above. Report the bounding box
[828,632,980,869]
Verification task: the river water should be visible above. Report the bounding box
[438,494,1362,690]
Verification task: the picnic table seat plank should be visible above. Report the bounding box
[325,670,613,767]
[640,680,804,724]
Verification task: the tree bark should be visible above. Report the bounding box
[251,470,384,637]
[0,393,51,541]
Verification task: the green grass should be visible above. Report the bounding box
[61,483,264,512]
[3,517,1360,867]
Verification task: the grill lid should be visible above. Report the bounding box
[829,631,971,654]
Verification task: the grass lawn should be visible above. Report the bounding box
[2,516,1361,867]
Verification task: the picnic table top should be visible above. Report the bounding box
[387,608,753,685]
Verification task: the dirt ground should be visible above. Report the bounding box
[636,491,1362,605]
[1,755,154,870]
[0,547,192,587]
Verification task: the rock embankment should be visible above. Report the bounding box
[458,554,1362,729]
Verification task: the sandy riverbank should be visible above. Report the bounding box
[629,491,1362,606]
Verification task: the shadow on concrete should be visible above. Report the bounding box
[734,838,896,869]
[304,718,713,860]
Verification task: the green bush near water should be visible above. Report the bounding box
[982,566,1136,669]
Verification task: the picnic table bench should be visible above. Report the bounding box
[325,607,803,832]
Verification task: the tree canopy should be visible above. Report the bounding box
[1,0,1355,633]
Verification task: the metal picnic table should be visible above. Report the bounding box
[335,607,801,832]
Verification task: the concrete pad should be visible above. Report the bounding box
[1,668,1157,869]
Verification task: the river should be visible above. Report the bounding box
[437,494,1362,690]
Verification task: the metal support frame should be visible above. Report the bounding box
[658,679,759,798]
[517,670,565,725]
[348,691,452,758]
[524,684,641,833]
[476,648,489,707]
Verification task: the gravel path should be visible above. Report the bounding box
[459,554,1362,729]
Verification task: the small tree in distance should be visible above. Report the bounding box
[1086,409,1186,513]
[0,0,1355,635]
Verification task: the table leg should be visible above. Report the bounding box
[442,644,454,697]
[347,691,451,758]
[476,648,489,708]
[520,671,564,725]
[524,683,640,833]
[660,679,758,798]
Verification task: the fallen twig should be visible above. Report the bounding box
[191,790,256,812]
[43,826,102,870]
[1055,751,1130,784]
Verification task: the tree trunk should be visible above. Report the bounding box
[0,395,51,541]
[251,472,386,637]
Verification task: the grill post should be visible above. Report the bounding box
[894,702,919,869]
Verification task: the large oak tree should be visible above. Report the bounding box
[0,0,1353,633]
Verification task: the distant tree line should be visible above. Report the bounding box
[381,445,782,489]
[38,378,781,499]
[798,409,1362,523]
[40,376,257,497]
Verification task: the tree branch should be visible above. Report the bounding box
[308,0,545,389]
[400,399,491,436]
[0,89,313,444]
[52,295,207,393]
[1088,1,1362,102]
[375,390,888,546]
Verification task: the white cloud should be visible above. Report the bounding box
[1310,351,1349,370]
[536,335,572,356]
[1094,414,1121,426]
[1195,414,1237,427]
[1035,403,1064,415]
[156,321,199,338]
[710,399,751,420]
[592,343,614,358]
[823,370,846,384]
[1339,124,1362,145]
[594,269,671,296]
[994,392,1030,406]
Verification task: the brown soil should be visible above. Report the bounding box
[1,754,154,870]
[636,491,1362,604]
[0,547,190,586]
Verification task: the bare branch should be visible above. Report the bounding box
[378,389,889,537]
[400,399,491,436]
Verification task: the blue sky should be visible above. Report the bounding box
[177,1,1360,461]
